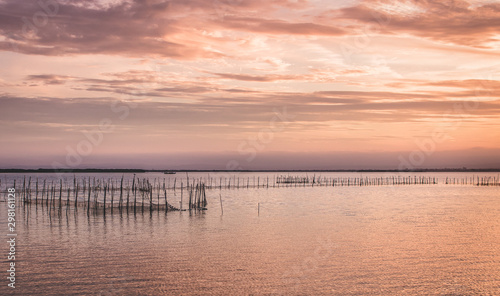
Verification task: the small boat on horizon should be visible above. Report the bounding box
[164,171,176,174]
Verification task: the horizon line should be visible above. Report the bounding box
[1,168,500,173]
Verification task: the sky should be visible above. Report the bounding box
[0,0,500,170]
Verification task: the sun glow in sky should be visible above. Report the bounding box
[0,0,500,169]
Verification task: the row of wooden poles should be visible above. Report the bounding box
[444,176,500,186]
[2,174,499,210]
[7,176,211,214]
[275,175,500,187]
[203,174,500,188]
[4,174,500,199]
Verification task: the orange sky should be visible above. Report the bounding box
[0,0,499,169]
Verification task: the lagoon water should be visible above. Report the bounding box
[1,172,499,295]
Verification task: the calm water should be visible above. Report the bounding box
[1,172,499,295]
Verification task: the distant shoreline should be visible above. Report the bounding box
[1,168,499,173]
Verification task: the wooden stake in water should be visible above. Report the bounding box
[35,178,39,204]
[42,179,46,205]
[164,189,168,213]
[75,183,79,209]
[157,186,160,210]
[189,186,193,210]
[59,180,62,209]
[87,179,91,213]
[150,185,153,213]
[22,176,25,202]
[134,186,137,212]
[119,175,124,211]
[126,185,130,210]
[219,194,223,215]
[103,184,107,212]
[111,182,114,209]
[66,185,70,207]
